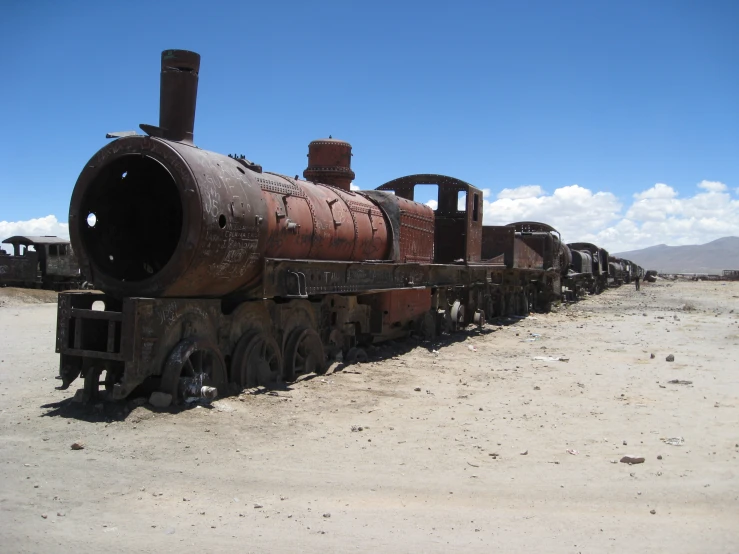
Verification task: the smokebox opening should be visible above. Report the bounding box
[80,155,183,282]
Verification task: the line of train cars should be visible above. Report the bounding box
[52,49,647,405]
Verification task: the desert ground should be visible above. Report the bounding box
[1,280,738,553]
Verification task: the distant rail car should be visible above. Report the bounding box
[1,236,84,290]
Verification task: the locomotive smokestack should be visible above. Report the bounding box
[144,49,201,143]
[303,138,356,191]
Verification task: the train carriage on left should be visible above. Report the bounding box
[0,235,84,290]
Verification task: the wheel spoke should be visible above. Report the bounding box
[184,358,195,376]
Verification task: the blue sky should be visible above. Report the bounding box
[1,0,737,251]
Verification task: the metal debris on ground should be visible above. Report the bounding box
[620,455,645,464]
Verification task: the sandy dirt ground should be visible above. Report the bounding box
[1,281,738,553]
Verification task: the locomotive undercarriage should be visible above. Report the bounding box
[56,259,555,405]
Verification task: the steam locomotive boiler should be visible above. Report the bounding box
[55,49,566,405]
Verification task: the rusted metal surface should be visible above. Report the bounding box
[360,289,432,339]
[481,226,514,266]
[303,138,355,191]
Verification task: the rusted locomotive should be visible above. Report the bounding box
[566,242,610,296]
[0,236,84,290]
[55,49,578,405]
[54,49,649,405]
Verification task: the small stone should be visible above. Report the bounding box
[41,514,47,519]
[71,442,85,451]
[414,387,421,392]
[650,509,656,515]
[254,504,263,509]
[620,455,645,464]
[666,354,674,362]
[650,353,655,359]
[534,386,540,391]
[323,513,331,518]
[520,450,528,456]
[57,512,65,517]
[623,440,627,446]
[657,455,662,460]
[149,392,172,408]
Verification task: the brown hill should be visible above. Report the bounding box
[613,236,739,274]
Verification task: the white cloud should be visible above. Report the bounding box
[0,215,69,253]
[697,180,727,193]
[483,184,621,244]
[482,180,738,252]
[350,183,360,191]
[425,199,438,210]
[496,185,544,200]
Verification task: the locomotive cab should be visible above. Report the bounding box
[375,174,483,263]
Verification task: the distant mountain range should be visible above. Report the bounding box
[613,236,739,275]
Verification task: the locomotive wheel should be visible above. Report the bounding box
[345,347,368,364]
[450,301,465,331]
[473,309,485,329]
[283,328,325,381]
[520,293,530,315]
[161,338,227,405]
[232,332,283,388]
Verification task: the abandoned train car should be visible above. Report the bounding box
[1,235,83,290]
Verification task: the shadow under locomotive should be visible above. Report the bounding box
[43,318,513,422]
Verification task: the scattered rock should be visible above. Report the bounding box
[650,509,656,515]
[149,392,172,408]
[323,513,331,518]
[534,386,540,391]
[70,442,85,451]
[623,440,627,446]
[650,353,655,359]
[414,387,421,392]
[661,437,684,446]
[666,354,674,362]
[57,512,65,517]
[620,455,645,465]
[667,379,692,385]
[41,514,47,519]
[254,504,263,509]
[520,450,528,456]
[657,455,663,460]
